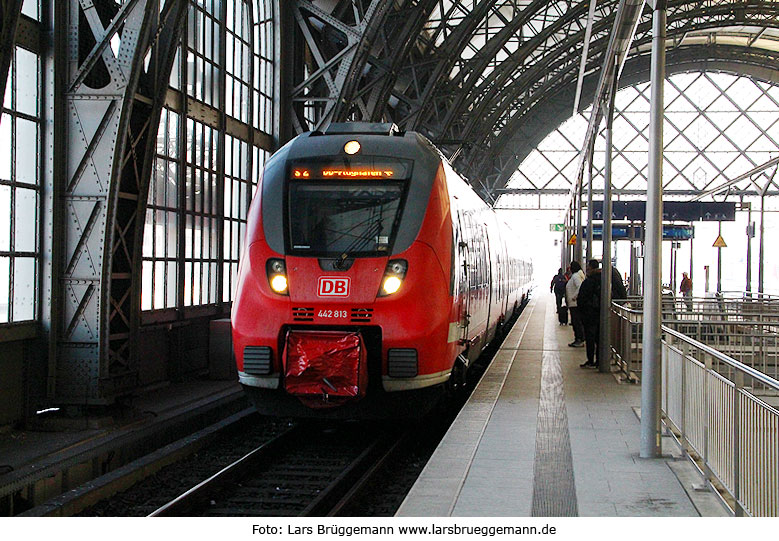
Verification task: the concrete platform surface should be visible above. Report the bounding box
[397,294,724,517]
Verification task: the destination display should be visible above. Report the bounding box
[290,158,412,180]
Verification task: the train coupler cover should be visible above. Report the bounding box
[282,330,368,408]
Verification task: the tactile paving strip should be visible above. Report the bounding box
[530,348,578,517]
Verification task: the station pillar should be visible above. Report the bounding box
[640,0,666,459]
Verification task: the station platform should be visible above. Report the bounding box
[397,294,727,517]
[0,379,247,514]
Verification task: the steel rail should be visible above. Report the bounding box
[301,430,407,516]
[148,424,301,516]
[148,423,408,517]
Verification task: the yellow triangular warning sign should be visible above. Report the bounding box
[568,234,577,245]
[713,234,727,248]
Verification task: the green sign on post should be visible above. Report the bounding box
[550,223,565,232]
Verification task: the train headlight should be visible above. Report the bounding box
[378,259,407,297]
[344,140,361,155]
[270,275,288,294]
[266,259,289,295]
[382,276,402,295]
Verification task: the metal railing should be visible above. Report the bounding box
[611,302,643,381]
[662,327,779,516]
[626,293,779,321]
[611,296,779,382]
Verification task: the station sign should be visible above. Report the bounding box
[585,224,694,241]
[590,201,736,222]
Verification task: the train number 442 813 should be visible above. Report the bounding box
[317,309,348,319]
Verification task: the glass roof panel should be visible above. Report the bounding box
[499,72,779,209]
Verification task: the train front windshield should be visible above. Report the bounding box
[288,182,405,257]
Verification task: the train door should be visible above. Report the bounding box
[456,211,470,344]
[483,224,494,342]
[467,214,488,359]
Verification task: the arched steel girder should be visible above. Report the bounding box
[293,0,611,134]
[293,1,581,130]
[372,0,605,133]
[288,1,779,200]
[415,0,616,145]
[432,0,610,144]
[390,0,498,129]
[357,0,440,122]
[287,0,393,132]
[437,0,619,153]
[455,2,779,192]
[108,0,188,392]
[481,45,779,198]
[482,1,779,146]
[288,0,512,132]
[55,0,187,405]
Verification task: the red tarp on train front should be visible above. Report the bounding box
[282,330,367,408]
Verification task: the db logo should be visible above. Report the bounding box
[318,277,350,297]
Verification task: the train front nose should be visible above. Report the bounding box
[286,257,385,305]
[281,257,386,408]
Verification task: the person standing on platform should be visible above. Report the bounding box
[680,272,693,311]
[566,261,586,347]
[577,259,602,368]
[611,266,628,301]
[551,268,567,311]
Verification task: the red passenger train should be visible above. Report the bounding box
[232,123,532,418]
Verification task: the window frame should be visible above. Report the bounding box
[140,0,274,323]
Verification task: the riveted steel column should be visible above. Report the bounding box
[598,72,615,374]
[56,0,184,405]
[57,0,151,404]
[759,191,765,294]
[575,184,583,264]
[746,202,752,294]
[641,0,666,458]
[586,139,595,263]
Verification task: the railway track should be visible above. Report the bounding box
[149,422,408,517]
[72,305,525,517]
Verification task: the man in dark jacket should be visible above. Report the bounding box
[577,261,629,368]
[577,259,602,368]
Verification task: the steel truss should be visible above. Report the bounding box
[288,0,779,201]
[55,0,186,405]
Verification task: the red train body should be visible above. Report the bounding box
[232,123,532,418]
